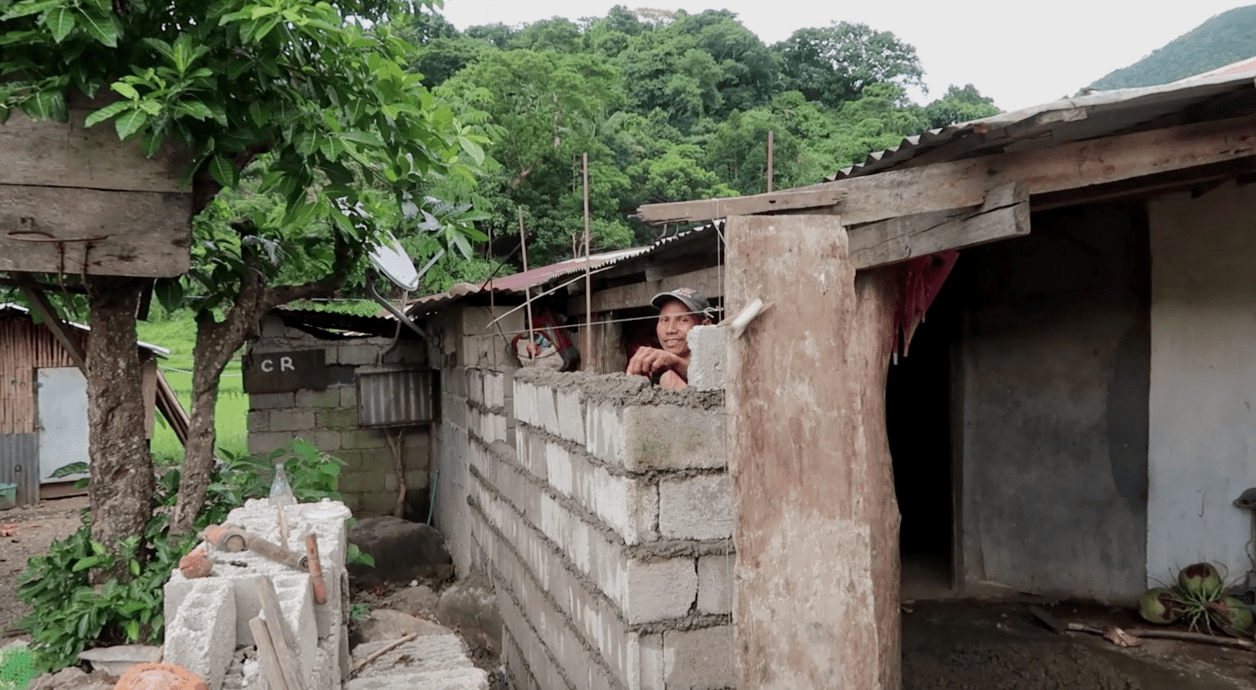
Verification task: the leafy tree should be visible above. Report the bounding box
[669,10,779,116]
[510,17,585,53]
[0,0,485,541]
[774,21,925,108]
[923,84,999,129]
[465,22,516,49]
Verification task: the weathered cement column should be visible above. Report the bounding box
[726,214,901,689]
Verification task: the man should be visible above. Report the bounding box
[626,287,714,390]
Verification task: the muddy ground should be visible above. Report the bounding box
[2,498,1254,689]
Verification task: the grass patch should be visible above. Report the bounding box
[136,310,247,463]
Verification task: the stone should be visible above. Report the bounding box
[388,584,441,619]
[434,575,503,658]
[177,548,212,579]
[112,663,208,690]
[348,516,453,585]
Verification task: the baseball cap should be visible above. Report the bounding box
[650,287,716,320]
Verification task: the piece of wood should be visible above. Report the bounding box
[0,107,191,193]
[249,617,292,690]
[635,187,848,224]
[349,633,417,679]
[640,114,1256,227]
[726,215,901,689]
[154,369,190,446]
[14,278,86,371]
[255,576,299,656]
[1064,622,1256,650]
[848,182,1030,269]
[0,185,191,277]
[568,264,722,314]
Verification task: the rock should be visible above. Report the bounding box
[435,575,502,658]
[347,517,453,585]
[177,549,212,579]
[78,645,163,677]
[350,609,452,646]
[387,584,440,619]
[26,666,116,690]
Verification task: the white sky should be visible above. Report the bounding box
[436,0,1253,112]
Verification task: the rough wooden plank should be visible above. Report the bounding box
[0,108,191,193]
[726,214,900,689]
[848,183,1030,269]
[0,185,192,277]
[635,187,847,225]
[568,265,722,314]
[640,114,1256,226]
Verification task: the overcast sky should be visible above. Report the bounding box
[435,0,1253,112]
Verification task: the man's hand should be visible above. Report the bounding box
[626,346,687,381]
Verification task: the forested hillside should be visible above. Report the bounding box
[401,6,1002,278]
[1089,5,1256,90]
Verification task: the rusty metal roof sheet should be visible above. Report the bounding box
[408,224,720,317]
[828,69,1256,181]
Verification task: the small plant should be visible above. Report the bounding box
[0,645,35,690]
[349,603,371,621]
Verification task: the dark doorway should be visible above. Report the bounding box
[887,274,962,599]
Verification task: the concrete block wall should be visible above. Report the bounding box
[468,367,733,690]
[428,305,523,580]
[247,315,430,516]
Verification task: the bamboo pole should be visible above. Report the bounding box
[582,152,592,369]
[518,207,535,351]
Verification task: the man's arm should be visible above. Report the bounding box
[626,347,689,381]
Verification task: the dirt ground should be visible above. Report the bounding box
[0,496,87,640]
[2,498,1254,690]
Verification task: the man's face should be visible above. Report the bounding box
[656,299,702,357]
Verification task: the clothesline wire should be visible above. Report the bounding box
[475,308,724,339]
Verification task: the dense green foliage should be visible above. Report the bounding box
[1089,5,1256,90]
[418,7,1001,267]
[17,440,351,674]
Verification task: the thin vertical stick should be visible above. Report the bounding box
[582,152,592,370]
[766,130,775,193]
[488,225,496,367]
[518,207,535,350]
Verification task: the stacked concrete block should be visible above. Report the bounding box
[165,578,236,690]
[163,498,354,690]
[460,367,734,690]
[685,325,726,392]
[246,315,431,517]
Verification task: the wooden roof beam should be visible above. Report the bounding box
[637,113,1256,227]
[13,274,86,372]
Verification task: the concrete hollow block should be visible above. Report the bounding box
[165,578,236,690]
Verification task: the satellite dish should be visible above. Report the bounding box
[368,232,421,292]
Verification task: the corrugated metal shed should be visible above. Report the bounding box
[827,70,1256,182]
[0,433,38,508]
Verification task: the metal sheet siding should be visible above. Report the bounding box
[0,317,78,435]
[356,368,433,427]
[0,433,40,507]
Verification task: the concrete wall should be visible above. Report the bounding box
[247,315,429,516]
[1148,181,1256,586]
[478,368,733,690]
[958,203,1149,602]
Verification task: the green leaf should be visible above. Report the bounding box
[339,130,384,148]
[125,619,140,641]
[114,108,148,139]
[83,100,129,128]
[19,90,65,122]
[174,100,214,121]
[208,154,238,188]
[458,135,485,166]
[172,32,193,73]
[154,278,185,312]
[140,128,164,158]
[0,0,61,20]
[76,7,117,47]
[46,6,74,42]
[141,37,175,64]
[50,462,88,478]
[110,82,140,100]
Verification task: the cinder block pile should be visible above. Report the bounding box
[467,368,734,690]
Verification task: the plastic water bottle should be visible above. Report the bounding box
[269,462,295,506]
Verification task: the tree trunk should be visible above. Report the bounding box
[169,314,257,534]
[85,277,155,571]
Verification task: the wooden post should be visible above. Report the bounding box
[725,214,901,690]
[766,130,774,193]
[582,152,592,367]
[518,207,534,347]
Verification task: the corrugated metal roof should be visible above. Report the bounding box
[408,224,720,317]
[828,69,1256,181]
[0,303,169,355]
[273,306,401,336]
